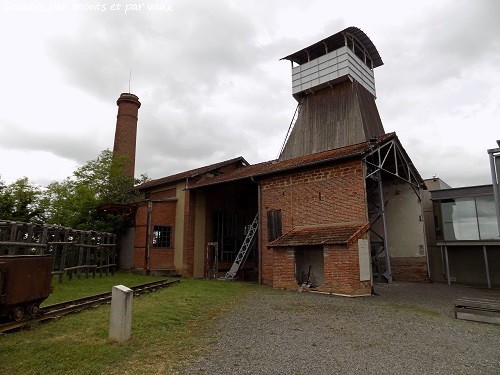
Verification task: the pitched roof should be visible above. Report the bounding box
[269,222,370,247]
[189,133,397,189]
[136,156,248,190]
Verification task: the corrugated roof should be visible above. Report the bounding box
[281,26,383,68]
[189,133,397,189]
[136,156,248,190]
[269,222,370,247]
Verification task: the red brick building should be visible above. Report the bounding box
[118,27,428,296]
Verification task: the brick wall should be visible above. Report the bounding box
[260,159,369,294]
[151,188,176,200]
[182,190,196,277]
[391,257,428,282]
[272,248,297,289]
[133,200,177,270]
[323,241,371,295]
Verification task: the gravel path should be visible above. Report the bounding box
[175,282,500,374]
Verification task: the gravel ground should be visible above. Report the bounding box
[174,282,500,375]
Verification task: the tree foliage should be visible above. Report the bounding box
[0,176,43,223]
[1,150,147,233]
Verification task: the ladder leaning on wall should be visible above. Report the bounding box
[222,213,258,280]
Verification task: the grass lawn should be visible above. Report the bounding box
[0,273,257,374]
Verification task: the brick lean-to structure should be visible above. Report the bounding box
[260,159,372,295]
[116,26,428,296]
[113,93,141,178]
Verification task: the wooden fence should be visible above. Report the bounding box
[0,220,117,282]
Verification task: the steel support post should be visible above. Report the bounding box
[444,245,451,286]
[378,172,392,283]
[488,150,500,237]
[483,245,491,289]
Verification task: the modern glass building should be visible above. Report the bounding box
[431,185,499,288]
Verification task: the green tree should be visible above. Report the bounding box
[0,176,43,222]
[41,150,147,233]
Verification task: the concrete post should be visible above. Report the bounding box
[108,285,133,343]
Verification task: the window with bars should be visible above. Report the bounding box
[152,225,172,248]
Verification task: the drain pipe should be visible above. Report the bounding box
[145,201,153,274]
[251,176,262,284]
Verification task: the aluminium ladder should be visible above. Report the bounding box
[223,213,258,280]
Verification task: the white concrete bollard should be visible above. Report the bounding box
[108,285,133,343]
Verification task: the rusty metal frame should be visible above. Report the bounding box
[364,139,423,283]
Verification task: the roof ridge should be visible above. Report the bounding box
[136,156,248,190]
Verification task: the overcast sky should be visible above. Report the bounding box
[1,0,499,188]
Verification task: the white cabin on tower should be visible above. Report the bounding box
[282,26,383,100]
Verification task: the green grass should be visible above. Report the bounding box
[0,274,257,374]
[382,302,442,317]
[44,271,166,305]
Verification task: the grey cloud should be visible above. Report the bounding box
[42,0,499,189]
[49,0,260,101]
[0,120,102,164]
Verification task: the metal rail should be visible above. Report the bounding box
[0,279,180,334]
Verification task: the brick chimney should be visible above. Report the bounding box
[113,93,141,178]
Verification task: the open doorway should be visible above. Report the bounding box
[295,246,324,287]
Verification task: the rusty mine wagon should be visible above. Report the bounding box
[0,255,53,321]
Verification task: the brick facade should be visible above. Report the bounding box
[322,241,371,295]
[391,257,428,282]
[260,159,371,295]
[133,200,176,270]
[272,248,297,289]
[182,189,196,277]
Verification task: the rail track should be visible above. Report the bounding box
[0,279,180,334]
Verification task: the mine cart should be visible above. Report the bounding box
[0,255,53,321]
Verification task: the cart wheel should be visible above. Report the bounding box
[26,303,40,317]
[10,306,25,322]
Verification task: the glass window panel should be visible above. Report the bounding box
[441,201,456,240]
[452,198,479,240]
[476,195,499,240]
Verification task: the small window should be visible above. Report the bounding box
[152,226,172,248]
[267,210,282,241]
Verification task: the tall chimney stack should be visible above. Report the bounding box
[113,93,141,178]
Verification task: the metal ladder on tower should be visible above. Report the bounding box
[223,213,258,280]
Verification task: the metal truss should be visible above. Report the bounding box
[364,138,421,198]
[364,138,423,283]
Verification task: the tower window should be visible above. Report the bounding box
[344,33,373,70]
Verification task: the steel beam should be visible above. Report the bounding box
[444,245,451,286]
[483,245,491,289]
[378,172,392,283]
[488,149,500,237]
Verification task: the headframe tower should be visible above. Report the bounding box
[280,26,385,160]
